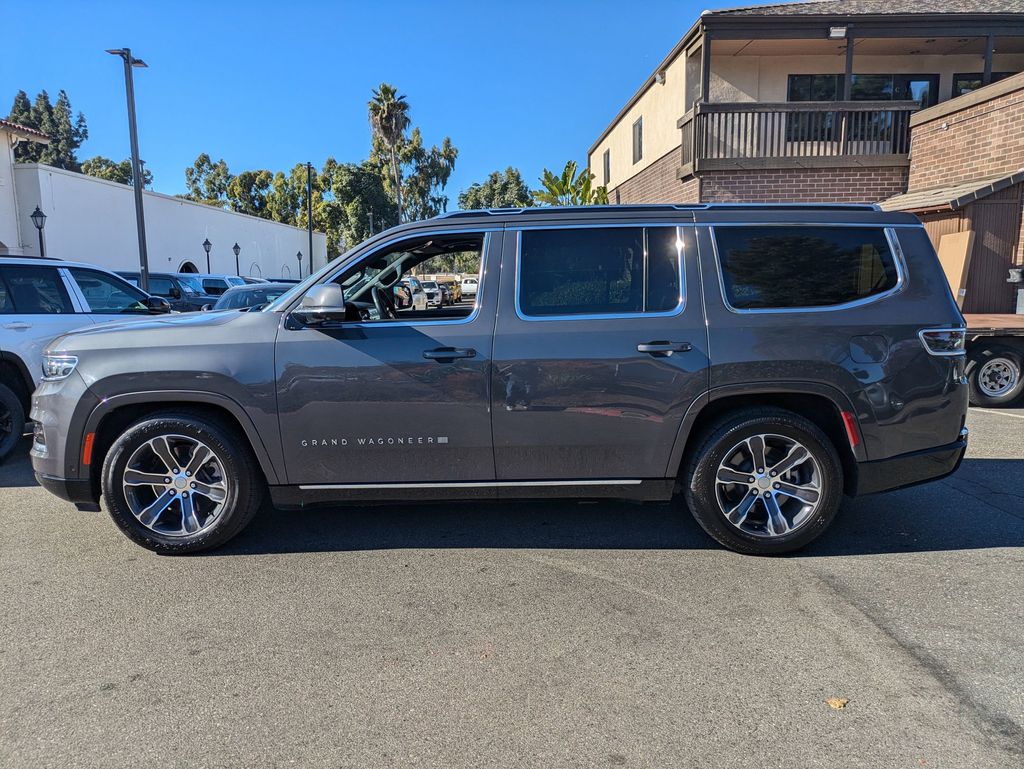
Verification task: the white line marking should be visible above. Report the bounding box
[972,409,1024,421]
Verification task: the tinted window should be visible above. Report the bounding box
[714,226,899,310]
[69,268,149,314]
[519,227,681,317]
[203,278,229,295]
[0,267,73,314]
[148,277,175,297]
[632,118,643,164]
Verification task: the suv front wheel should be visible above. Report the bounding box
[683,408,843,555]
[101,412,263,553]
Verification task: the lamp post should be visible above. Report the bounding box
[202,238,212,273]
[106,48,150,291]
[30,206,46,258]
[306,162,314,277]
[296,250,303,279]
[232,242,241,276]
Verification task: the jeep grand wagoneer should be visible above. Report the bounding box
[31,204,968,555]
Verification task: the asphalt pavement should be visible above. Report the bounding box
[1,408,1022,768]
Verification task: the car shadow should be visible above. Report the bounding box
[0,439,37,488]
[4,445,1021,556]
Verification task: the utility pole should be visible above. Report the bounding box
[106,48,151,292]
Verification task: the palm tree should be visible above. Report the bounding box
[532,160,609,206]
[368,83,411,222]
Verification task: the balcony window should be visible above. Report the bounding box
[953,72,1015,97]
[603,149,611,186]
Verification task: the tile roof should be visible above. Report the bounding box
[879,170,1024,212]
[0,119,51,143]
[710,1,1024,15]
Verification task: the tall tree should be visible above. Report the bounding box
[81,156,152,187]
[226,169,274,217]
[184,153,233,206]
[458,167,532,210]
[532,160,609,206]
[325,160,397,253]
[6,89,88,168]
[368,83,411,222]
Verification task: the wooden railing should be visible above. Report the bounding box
[679,100,919,173]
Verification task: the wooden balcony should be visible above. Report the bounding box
[677,101,920,177]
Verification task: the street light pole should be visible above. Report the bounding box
[202,238,212,273]
[296,250,303,279]
[106,48,150,292]
[306,162,314,276]
[232,242,241,276]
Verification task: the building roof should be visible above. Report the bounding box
[710,1,1024,16]
[0,118,50,144]
[879,170,1024,212]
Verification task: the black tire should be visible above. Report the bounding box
[0,382,26,462]
[101,411,264,553]
[682,408,844,555]
[966,345,1024,407]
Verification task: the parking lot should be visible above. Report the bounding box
[0,408,1021,768]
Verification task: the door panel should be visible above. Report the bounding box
[275,231,501,486]
[490,225,709,481]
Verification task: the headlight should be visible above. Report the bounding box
[42,354,79,381]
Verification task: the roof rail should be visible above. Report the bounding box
[437,202,880,219]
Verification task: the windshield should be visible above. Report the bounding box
[176,275,205,294]
[215,286,289,310]
[422,281,438,289]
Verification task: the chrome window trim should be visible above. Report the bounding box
[512,223,688,323]
[709,224,909,315]
[280,228,498,329]
[299,479,644,490]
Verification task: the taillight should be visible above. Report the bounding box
[918,328,966,357]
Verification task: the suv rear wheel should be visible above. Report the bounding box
[683,408,843,555]
[101,412,263,553]
[0,382,26,462]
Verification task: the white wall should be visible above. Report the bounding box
[0,132,25,255]
[11,163,327,279]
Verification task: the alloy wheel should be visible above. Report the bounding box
[122,434,229,537]
[715,433,823,538]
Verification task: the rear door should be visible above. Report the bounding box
[490,222,709,482]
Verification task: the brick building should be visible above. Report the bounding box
[881,72,1024,312]
[588,1,1024,206]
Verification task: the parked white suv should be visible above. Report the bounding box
[461,276,479,297]
[0,258,169,460]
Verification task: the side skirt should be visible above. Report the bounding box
[269,479,676,509]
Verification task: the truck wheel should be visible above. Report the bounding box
[966,346,1024,407]
[0,382,26,462]
[101,412,264,553]
[683,408,843,555]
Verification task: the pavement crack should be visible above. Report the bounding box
[809,568,1024,759]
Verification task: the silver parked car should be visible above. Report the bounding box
[0,258,169,460]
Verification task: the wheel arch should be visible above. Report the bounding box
[0,351,35,414]
[667,383,862,496]
[83,392,281,494]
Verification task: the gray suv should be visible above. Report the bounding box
[30,204,969,555]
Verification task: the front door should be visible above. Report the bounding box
[275,229,500,486]
[490,223,709,481]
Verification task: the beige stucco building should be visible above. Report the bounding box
[587,1,1024,205]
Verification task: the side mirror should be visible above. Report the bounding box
[293,284,346,325]
[201,303,214,312]
[143,296,172,314]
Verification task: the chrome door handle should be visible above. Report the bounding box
[2,322,31,330]
[637,341,692,356]
[423,347,477,361]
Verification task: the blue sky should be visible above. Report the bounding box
[3,0,704,205]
